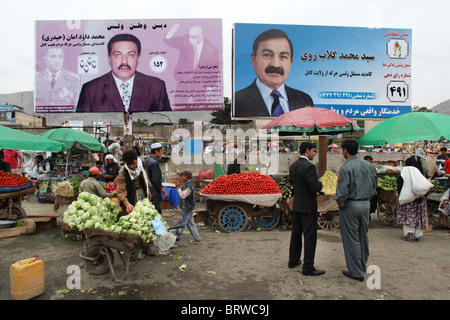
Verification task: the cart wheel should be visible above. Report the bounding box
[218,205,248,232]
[318,210,340,231]
[11,203,27,219]
[427,201,443,227]
[281,204,293,229]
[255,207,280,230]
[84,244,114,275]
[377,200,397,226]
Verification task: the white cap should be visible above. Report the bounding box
[151,142,162,149]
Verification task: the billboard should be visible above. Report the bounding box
[233,23,412,119]
[35,19,223,113]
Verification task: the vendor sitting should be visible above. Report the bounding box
[102,154,119,183]
[24,155,51,179]
[79,167,115,198]
[0,150,11,172]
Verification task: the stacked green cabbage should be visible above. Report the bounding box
[63,192,165,243]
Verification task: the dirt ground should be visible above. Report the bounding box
[0,196,449,303]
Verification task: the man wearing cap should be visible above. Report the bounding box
[174,169,202,245]
[144,142,168,214]
[80,167,115,198]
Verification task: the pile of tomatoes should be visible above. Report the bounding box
[201,171,280,195]
[0,171,29,188]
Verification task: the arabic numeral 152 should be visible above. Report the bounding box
[389,86,406,97]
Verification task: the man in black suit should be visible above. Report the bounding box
[76,33,171,113]
[234,29,313,117]
[288,142,325,276]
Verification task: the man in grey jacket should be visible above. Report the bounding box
[337,140,377,282]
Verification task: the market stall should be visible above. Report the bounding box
[278,171,340,230]
[359,112,450,227]
[37,128,109,204]
[200,171,282,232]
[261,107,362,231]
[0,126,66,232]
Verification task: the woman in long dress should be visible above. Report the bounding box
[397,149,429,242]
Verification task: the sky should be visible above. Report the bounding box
[2,0,449,109]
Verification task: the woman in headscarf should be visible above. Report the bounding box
[397,150,430,242]
[405,148,429,178]
[101,154,119,183]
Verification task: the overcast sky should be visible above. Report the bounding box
[2,0,448,108]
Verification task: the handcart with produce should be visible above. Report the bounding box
[376,174,400,226]
[200,172,283,232]
[0,172,35,221]
[376,167,448,227]
[426,177,449,227]
[278,171,341,231]
[61,192,175,282]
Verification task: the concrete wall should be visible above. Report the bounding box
[160,151,410,176]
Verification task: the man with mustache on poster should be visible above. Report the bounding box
[234,29,313,117]
[76,33,171,113]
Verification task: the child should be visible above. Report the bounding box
[444,153,450,175]
[174,170,202,244]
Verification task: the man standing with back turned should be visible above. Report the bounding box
[144,143,168,214]
[288,142,325,276]
[337,140,377,282]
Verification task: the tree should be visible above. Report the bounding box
[178,118,193,125]
[412,105,432,112]
[133,119,150,127]
[210,97,253,125]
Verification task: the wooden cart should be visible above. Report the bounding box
[62,224,149,282]
[0,186,35,220]
[281,195,340,231]
[201,193,282,232]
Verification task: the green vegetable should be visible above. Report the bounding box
[63,193,166,243]
[377,176,398,191]
[278,176,294,199]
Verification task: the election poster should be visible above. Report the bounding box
[233,23,412,119]
[35,19,223,113]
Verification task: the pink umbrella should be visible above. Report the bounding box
[263,107,361,136]
[263,107,361,177]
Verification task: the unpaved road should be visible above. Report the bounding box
[1,198,449,303]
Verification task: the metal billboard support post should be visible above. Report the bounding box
[123,112,133,152]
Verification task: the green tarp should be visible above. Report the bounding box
[0,125,65,152]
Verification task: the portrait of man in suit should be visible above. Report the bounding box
[76,33,171,113]
[234,29,313,117]
[165,23,220,104]
[35,47,79,106]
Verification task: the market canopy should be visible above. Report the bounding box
[263,107,362,136]
[40,128,107,153]
[358,112,450,146]
[0,125,66,152]
[263,107,361,177]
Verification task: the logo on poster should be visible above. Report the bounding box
[150,56,167,73]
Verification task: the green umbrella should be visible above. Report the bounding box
[0,125,65,152]
[358,112,450,146]
[40,128,107,153]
